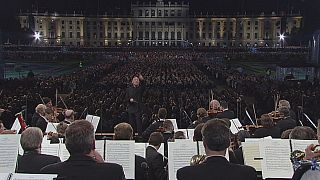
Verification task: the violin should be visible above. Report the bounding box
[268,111,285,123]
[207,107,223,116]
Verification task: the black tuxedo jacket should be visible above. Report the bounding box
[145,146,168,180]
[125,82,145,114]
[16,151,61,174]
[216,110,235,119]
[36,116,48,133]
[253,126,281,138]
[276,117,297,134]
[177,156,257,180]
[41,154,125,180]
[135,155,148,180]
[31,112,41,127]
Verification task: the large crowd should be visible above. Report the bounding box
[0,48,318,133]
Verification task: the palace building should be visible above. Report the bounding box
[18,0,302,47]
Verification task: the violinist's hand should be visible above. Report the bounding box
[304,144,320,160]
[0,130,16,134]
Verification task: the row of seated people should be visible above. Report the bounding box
[3,115,320,180]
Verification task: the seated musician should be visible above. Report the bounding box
[253,114,281,138]
[278,99,296,121]
[177,120,257,180]
[188,108,210,128]
[289,126,317,140]
[142,108,167,141]
[0,120,16,134]
[32,104,46,127]
[275,107,297,134]
[113,123,148,180]
[63,109,75,124]
[292,120,320,180]
[36,106,52,133]
[216,101,235,119]
[208,99,221,118]
[17,127,61,173]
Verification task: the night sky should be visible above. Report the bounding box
[0,0,319,39]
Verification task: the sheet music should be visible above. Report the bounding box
[135,143,147,158]
[186,129,194,140]
[58,144,70,162]
[0,135,20,173]
[198,141,205,155]
[168,140,197,180]
[157,143,165,156]
[259,139,293,179]
[95,140,105,160]
[291,139,319,152]
[85,115,100,132]
[166,119,178,131]
[198,141,229,160]
[9,173,57,180]
[105,140,135,179]
[10,118,21,133]
[0,173,9,180]
[229,118,244,134]
[242,141,262,171]
[45,123,59,133]
[41,144,60,157]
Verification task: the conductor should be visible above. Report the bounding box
[125,73,145,135]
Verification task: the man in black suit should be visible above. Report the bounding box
[142,108,167,141]
[216,101,235,119]
[276,107,297,134]
[36,106,51,133]
[16,127,61,173]
[177,120,257,180]
[146,132,168,180]
[113,122,148,180]
[125,73,145,135]
[41,120,125,180]
[31,104,46,127]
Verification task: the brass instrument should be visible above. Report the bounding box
[190,155,206,165]
[291,145,320,162]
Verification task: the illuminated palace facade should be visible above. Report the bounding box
[19,0,302,47]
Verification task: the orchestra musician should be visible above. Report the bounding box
[0,120,16,134]
[63,110,75,124]
[208,99,221,118]
[275,107,297,134]
[253,114,281,138]
[291,120,320,180]
[188,108,210,128]
[142,108,167,141]
[215,101,235,119]
[278,99,297,121]
[177,120,257,180]
[35,106,51,134]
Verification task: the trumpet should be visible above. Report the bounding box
[190,155,206,166]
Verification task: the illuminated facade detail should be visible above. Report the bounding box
[19,0,302,47]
